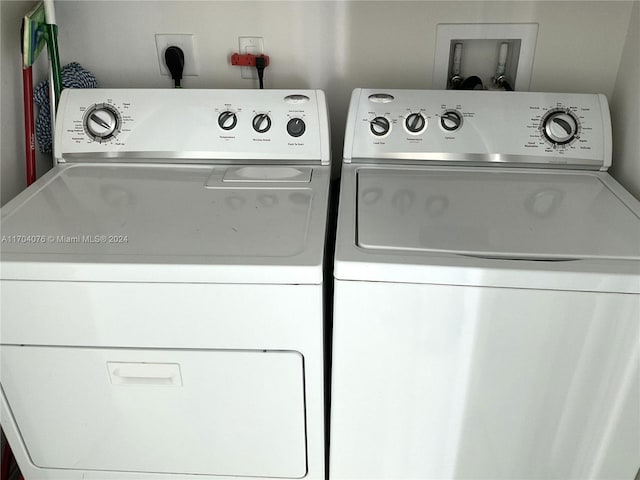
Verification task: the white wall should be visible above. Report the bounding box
[610,1,640,199]
[1,1,638,204]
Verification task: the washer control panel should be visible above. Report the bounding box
[345,89,611,170]
[55,89,330,165]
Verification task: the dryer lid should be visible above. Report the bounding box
[1,163,330,283]
[356,168,640,261]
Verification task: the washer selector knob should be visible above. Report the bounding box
[84,104,121,141]
[405,113,426,134]
[542,110,579,145]
[287,118,306,138]
[218,111,238,131]
[252,113,272,133]
[370,116,391,137]
[440,110,463,132]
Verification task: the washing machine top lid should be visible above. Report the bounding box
[356,167,640,261]
[1,163,330,284]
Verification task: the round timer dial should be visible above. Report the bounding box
[541,109,579,145]
[83,104,121,142]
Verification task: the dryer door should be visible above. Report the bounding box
[1,346,307,478]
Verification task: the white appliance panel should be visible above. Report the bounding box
[2,164,313,257]
[357,168,640,260]
[0,281,322,349]
[1,163,330,283]
[2,347,307,478]
[344,89,610,169]
[55,89,329,164]
[331,280,640,480]
[335,164,640,292]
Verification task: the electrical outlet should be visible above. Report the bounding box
[155,34,199,76]
[238,37,264,79]
[433,24,538,91]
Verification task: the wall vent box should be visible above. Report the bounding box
[433,23,538,91]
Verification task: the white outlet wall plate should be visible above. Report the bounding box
[433,23,538,90]
[239,36,264,79]
[155,34,199,76]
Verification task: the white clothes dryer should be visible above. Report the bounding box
[1,89,331,480]
[330,89,639,479]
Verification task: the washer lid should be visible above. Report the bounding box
[1,163,329,284]
[357,169,640,260]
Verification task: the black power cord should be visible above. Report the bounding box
[164,46,184,88]
[255,55,266,89]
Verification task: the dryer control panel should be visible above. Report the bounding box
[55,89,330,165]
[344,89,611,170]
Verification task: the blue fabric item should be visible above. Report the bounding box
[34,62,97,153]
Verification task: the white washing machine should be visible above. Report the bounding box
[0,89,331,480]
[330,89,640,479]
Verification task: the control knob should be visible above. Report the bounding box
[287,118,306,138]
[218,111,237,130]
[252,113,272,133]
[370,116,391,137]
[440,110,463,132]
[84,104,121,141]
[542,110,578,145]
[405,113,426,134]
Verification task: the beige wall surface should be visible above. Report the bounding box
[1,1,638,204]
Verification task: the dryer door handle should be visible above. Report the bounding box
[107,362,182,386]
